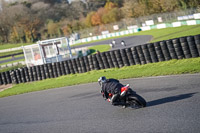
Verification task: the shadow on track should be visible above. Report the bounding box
[147,92,197,107]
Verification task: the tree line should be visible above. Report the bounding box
[0,0,199,44]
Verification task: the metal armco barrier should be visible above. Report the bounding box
[1,35,200,85]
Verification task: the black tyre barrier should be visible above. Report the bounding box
[1,35,200,85]
[96,53,105,69]
[160,41,171,61]
[19,68,26,83]
[1,72,7,85]
[154,42,165,62]
[75,58,82,73]
[68,60,75,74]
[136,45,146,64]
[120,49,130,66]
[0,73,3,85]
[92,54,100,70]
[63,61,70,75]
[24,67,30,82]
[83,56,90,72]
[88,55,95,70]
[79,57,87,73]
[39,65,46,80]
[187,36,199,57]
[172,38,185,59]
[180,37,192,59]
[59,62,66,76]
[166,40,178,59]
[131,47,141,65]
[101,52,110,69]
[110,51,119,68]
[125,48,135,65]
[55,62,61,76]
[27,67,33,82]
[105,52,114,68]
[114,50,124,67]
[141,44,152,64]
[52,63,58,78]
[35,65,41,81]
[147,43,159,63]
[71,59,79,73]
[194,35,200,55]
[47,63,54,78]
[43,64,49,79]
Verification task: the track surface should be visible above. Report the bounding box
[71,35,152,50]
[0,74,200,133]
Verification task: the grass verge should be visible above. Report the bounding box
[0,57,200,98]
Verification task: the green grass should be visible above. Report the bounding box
[133,25,200,42]
[0,43,30,50]
[1,57,200,98]
[89,45,111,54]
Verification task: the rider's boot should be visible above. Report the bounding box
[110,94,120,105]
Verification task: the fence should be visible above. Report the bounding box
[75,9,200,39]
[0,34,200,85]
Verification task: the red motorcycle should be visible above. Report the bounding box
[101,84,146,108]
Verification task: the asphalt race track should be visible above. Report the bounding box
[0,74,200,133]
[71,35,153,50]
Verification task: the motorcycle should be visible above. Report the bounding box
[101,84,146,108]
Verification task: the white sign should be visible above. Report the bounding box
[194,13,200,19]
[172,22,181,27]
[127,25,138,30]
[101,31,109,35]
[145,20,154,26]
[141,26,151,31]
[157,24,166,29]
[186,20,196,25]
[158,17,163,23]
[113,25,119,30]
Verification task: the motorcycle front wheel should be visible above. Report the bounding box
[127,94,146,108]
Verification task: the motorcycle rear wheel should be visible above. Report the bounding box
[128,94,146,108]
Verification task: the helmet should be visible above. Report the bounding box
[98,76,107,83]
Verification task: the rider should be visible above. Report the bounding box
[98,76,124,105]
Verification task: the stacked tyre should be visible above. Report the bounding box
[125,48,135,66]
[147,43,158,63]
[120,49,130,66]
[83,56,91,72]
[141,44,152,64]
[88,55,94,71]
[92,54,100,70]
[19,68,26,83]
[187,36,199,58]
[172,38,184,59]
[96,53,105,69]
[23,67,30,82]
[114,50,124,67]
[136,45,146,64]
[131,47,140,65]
[47,63,54,78]
[63,61,71,75]
[160,41,171,61]
[101,52,110,69]
[154,42,165,62]
[194,34,200,56]
[166,40,178,59]
[110,51,119,68]
[105,52,114,68]
[179,37,192,58]
[79,57,87,73]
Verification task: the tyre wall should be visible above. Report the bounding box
[1,35,200,85]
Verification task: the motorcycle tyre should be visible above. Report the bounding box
[128,94,146,108]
